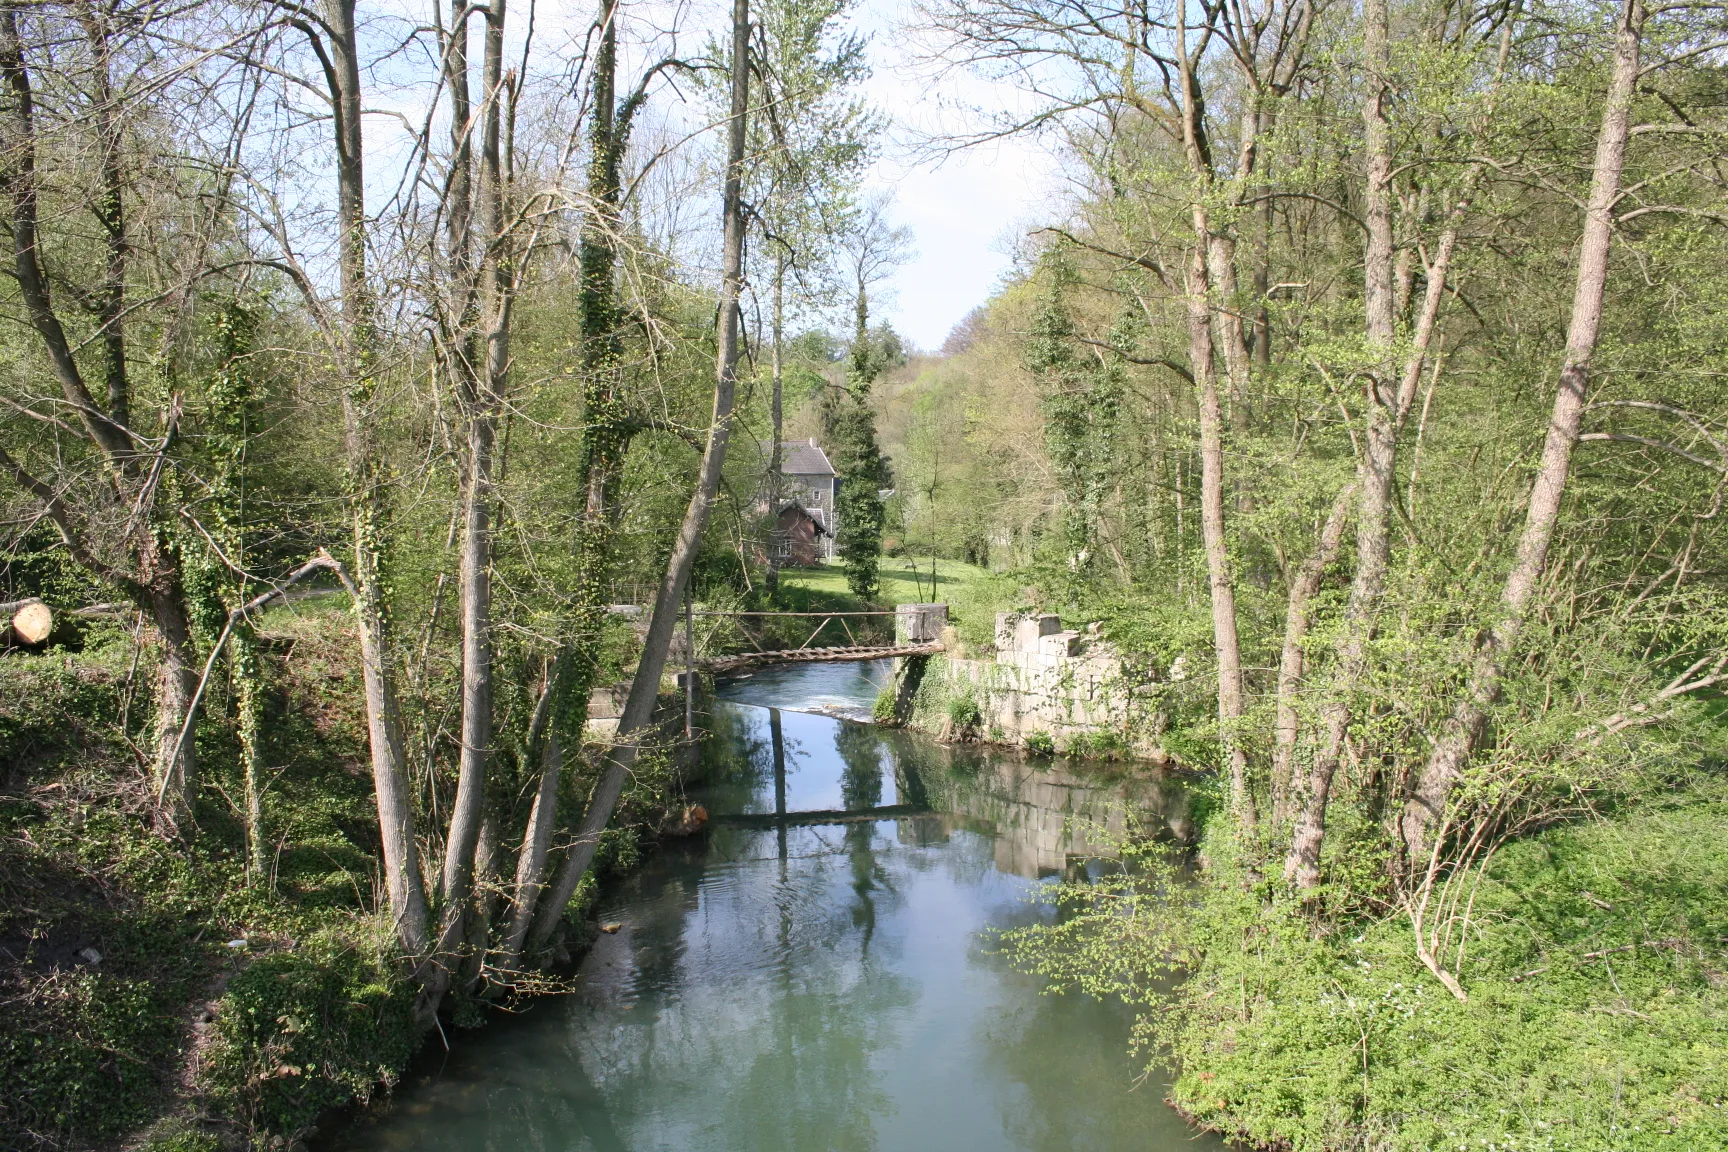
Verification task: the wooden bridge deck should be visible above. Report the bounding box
[701,642,940,675]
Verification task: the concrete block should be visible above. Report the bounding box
[1039,631,1081,658]
[1014,613,1062,652]
[897,602,949,643]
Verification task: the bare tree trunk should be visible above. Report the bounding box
[496,708,561,974]
[320,0,430,958]
[529,0,751,951]
[765,256,786,594]
[429,0,510,1006]
[1188,227,1252,825]
[1176,15,1252,828]
[458,814,498,989]
[1285,0,1397,887]
[1400,0,1644,861]
[1208,232,1251,430]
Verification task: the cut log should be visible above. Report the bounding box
[8,599,51,644]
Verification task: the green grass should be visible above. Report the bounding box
[774,557,1015,652]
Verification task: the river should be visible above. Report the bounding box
[335,659,1220,1152]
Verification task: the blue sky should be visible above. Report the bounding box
[852,0,1063,351]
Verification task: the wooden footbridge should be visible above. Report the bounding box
[686,604,947,675]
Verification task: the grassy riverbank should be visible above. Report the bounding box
[0,603,684,1151]
[1006,780,1728,1151]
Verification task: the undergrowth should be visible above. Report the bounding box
[0,607,683,1150]
[1003,783,1728,1151]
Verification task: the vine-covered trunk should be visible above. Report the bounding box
[321,0,431,961]
[529,0,751,950]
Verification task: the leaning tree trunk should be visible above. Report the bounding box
[1271,483,1354,822]
[528,0,751,952]
[1400,0,1644,862]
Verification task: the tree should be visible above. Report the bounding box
[825,193,908,599]
[750,0,878,593]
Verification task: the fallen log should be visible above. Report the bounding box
[1,598,52,644]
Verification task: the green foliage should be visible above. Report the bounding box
[1023,256,1124,587]
[206,932,417,1138]
[139,1121,224,1152]
[0,647,128,786]
[823,387,891,599]
[1008,791,1728,1151]
[0,794,215,1149]
[1024,729,1056,755]
[946,693,982,731]
[1063,729,1126,760]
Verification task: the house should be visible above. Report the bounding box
[774,438,839,563]
[773,503,829,566]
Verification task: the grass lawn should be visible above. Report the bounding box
[773,557,1013,652]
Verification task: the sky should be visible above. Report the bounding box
[850,1,1065,352]
[343,0,1059,354]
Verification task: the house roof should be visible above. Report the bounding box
[782,438,836,477]
[776,501,830,534]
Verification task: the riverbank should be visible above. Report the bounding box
[0,602,698,1152]
[1001,779,1728,1152]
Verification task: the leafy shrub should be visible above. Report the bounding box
[1024,730,1056,755]
[872,687,898,724]
[0,807,211,1150]
[1063,730,1126,760]
[205,932,418,1137]
[0,968,186,1147]
[1008,795,1728,1152]
[946,694,982,730]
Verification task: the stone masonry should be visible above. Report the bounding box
[910,611,1166,757]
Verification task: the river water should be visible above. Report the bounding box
[336,660,1219,1152]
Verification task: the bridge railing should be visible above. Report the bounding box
[685,604,948,664]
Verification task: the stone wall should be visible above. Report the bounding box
[888,611,1167,759]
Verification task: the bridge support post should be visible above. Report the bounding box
[896,603,947,645]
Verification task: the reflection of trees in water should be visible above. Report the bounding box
[832,721,894,955]
[706,703,771,788]
[976,985,1184,1152]
[887,742,930,809]
[551,824,915,1152]
[833,720,885,810]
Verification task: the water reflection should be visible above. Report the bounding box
[335,660,1216,1152]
